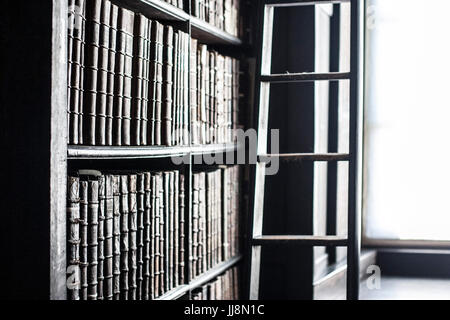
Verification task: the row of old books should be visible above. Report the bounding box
[66,166,241,300]
[189,166,240,280]
[67,0,240,147]
[162,0,184,10]
[191,267,240,300]
[191,0,241,38]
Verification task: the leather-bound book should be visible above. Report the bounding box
[150,174,158,299]
[97,175,106,300]
[113,8,134,146]
[162,26,174,146]
[112,175,121,300]
[178,174,186,284]
[67,176,81,300]
[104,175,114,300]
[95,0,111,146]
[120,175,130,300]
[190,38,198,145]
[148,21,164,146]
[121,11,135,146]
[128,174,138,300]
[192,173,200,278]
[68,0,86,145]
[172,31,179,146]
[105,4,119,146]
[173,171,179,287]
[136,173,146,299]
[143,172,152,300]
[88,179,99,300]
[83,0,102,145]
[153,173,162,296]
[158,173,166,294]
[168,171,175,291]
[131,15,147,146]
[79,180,89,300]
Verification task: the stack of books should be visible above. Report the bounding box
[191,267,240,300]
[190,166,241,280]
[66,166,241,300]
[191,0,241,37]
[67,0,240,147]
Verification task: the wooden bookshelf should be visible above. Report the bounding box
[0,0,247,300]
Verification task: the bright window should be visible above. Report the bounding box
[365,0,450,241]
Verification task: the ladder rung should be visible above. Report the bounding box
[260,72,351,83]
[253,235,348,247]
[258,153,350,163]
[265,0,350,7]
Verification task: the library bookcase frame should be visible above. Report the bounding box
[0,0,244,300]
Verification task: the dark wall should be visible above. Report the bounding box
[0,1,54,299]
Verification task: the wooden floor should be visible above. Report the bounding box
[360,276,450,300]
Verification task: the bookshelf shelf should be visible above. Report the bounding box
[156,255,243,300]
[119,0,243,45]
[68,143,239,159]
[190,17,242,46]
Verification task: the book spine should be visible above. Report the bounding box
[206,173,212,270]
[155,23,164,146]
[178,32,184,146]
[199,172,207,274]
[104,175,114,300]
[128,174,138,300]
[143,173,152,300]
[79,180,89,300]
[131,15,146,146]
[67,176,81,300]
[172,32,179,146]
[96,0,111,146]
[137,173,146,299]
[106,4,119,146]
[173,171,179,287]
[159,173,166,294]
[182,33,189,145]
[97,175,106,300]
[199,45,208,144]
[168,172,175,290]
[148,21,163,146]
[122,12,135,146]
[192,173,200,278]
[190,38,198,145]
[140,19,151,146]
[175,32,182,146]
[205,49,211,144]
[83,0,102,145]
[112,175,121,300]
[114,9,132,146]
[163,172,171,292]
[217,170,223,263]
[162,26,174,146]
[120,175,130,300]
[150,174,157,299]
[79,0,87,145]
[179,174,186,284]
[154,174,162,296]
[211,171,216,266]
[68,0,85,145]
[68,0,74,145]
[88,179,99,300]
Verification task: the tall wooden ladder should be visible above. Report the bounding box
[248,0,364,300]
